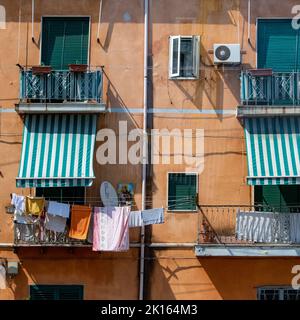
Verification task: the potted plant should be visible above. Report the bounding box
[69,61,88,73]
[31,64,52,75]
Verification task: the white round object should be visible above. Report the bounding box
[100,181,118,207]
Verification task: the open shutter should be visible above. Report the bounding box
[192,36,200,78]
[169,36,181,78]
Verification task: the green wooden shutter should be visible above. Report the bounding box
[255,186,300,212]
[41,17,89,70]
[30,285,83,300]
[168,173,197,211]
[257,19,299,72]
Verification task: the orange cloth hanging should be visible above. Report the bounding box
[69,205,92,240]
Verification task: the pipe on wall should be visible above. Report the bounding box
[31,0,34,42]
[139,0,149,301]
[97,0,103,43]
[248,0,251,43]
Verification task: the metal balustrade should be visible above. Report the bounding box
[14,222,88,246]
[241,71,300,105]
[197,205,300,245]
[20,68,103,103]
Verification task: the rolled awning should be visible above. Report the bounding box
[17,114,97,188]
[245,117,300,185]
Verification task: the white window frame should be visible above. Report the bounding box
[167,172,198,213]
[168,35,200,80]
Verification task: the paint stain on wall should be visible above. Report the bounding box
[123,12,131,22]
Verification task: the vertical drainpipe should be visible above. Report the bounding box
[31,0,34,42]
[139,0,149,301]
[247,0,251,43]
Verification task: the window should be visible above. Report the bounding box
[30,285,83,300]
[41,17,90,70]
[255,185,300,212]
[258,287,300,300]
[168,173,198,211]
[257,19,300,72]
[36,187,85,205]
[169,36,200,79]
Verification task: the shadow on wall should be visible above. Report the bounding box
[5,264,29,300]
[199,257,300,300]
[1,0,257,24]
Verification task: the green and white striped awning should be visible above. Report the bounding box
[17,114,97,188]
[245,117,300,185]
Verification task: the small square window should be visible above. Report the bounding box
[169,35,200,79]
[167,173,198,211]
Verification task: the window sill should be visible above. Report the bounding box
[169,77,199,80]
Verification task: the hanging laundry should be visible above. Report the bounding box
[129,210,142,228]
[236,211,276,243]
[45,214,67,233]
[15,222,36,243]
[290,213,300,243]
[47,201,70,218]
[11,193,25,213]
[93,206,130,252]
[0,264,6,290]
[25,196,45,216]
[87,210,94,244]
[141,208,164,226]
[69,205,92,240]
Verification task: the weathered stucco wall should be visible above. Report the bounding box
[0,0,299,300]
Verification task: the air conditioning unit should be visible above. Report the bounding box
[213,44,241,64]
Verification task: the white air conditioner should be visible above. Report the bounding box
[213,44,241,64]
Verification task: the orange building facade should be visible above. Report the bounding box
[0,0,300,300]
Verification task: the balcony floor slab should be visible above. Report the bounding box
[195,244,300,257]
[237,105,300,118]
[15,102,106,114]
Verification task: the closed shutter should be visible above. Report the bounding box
[255,186,300,211]
[257,19,299,72]
[30,285,83,300]
[168,173,197,211]
[41,17,89,70]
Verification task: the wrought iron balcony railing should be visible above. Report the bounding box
[20,68,103,103]
[14,222,89,246]
[241,71,300,106]
[198,205,300,245]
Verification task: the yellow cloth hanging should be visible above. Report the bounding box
[25,196,45,216]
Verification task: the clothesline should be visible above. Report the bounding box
[11,193,165,252]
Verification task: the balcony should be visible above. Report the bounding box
[195,205,300,257]
[238,70,300,117]
[14,222,90,247]
[15,67,106,114]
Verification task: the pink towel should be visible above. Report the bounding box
[93,206,130,252]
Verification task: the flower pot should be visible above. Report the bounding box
[69,64,88,73]
[31,65,52,75]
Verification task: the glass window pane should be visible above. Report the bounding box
[180,38,193,77]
